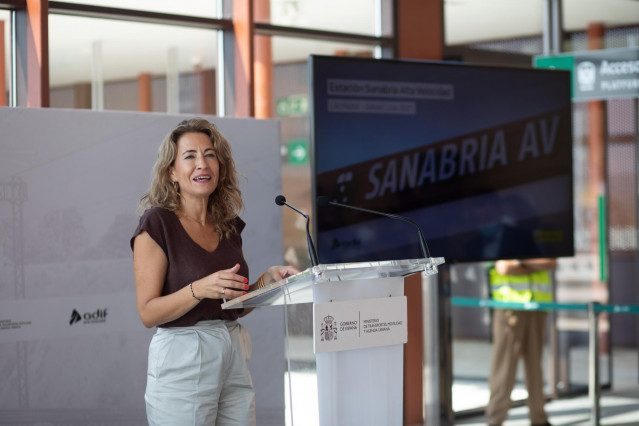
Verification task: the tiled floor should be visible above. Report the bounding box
[453,340,639,425]
[454,387,639,425]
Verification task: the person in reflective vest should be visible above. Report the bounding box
[485,258,557,426]
[490,267,553,304]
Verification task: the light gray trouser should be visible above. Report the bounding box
[145,320,255,426]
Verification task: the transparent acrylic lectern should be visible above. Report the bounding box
[222,257,444,426]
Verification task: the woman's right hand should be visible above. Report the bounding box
[192,263,249,300]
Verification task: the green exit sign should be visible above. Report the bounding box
[276,94,309,117]
[287,140,308,165]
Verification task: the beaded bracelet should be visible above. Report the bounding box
[256,273,266,289]
[189,282,202,301]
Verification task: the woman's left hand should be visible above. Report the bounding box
[260,265,300,286]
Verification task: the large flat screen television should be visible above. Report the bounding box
[310,55,574,263]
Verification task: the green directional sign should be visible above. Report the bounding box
[534,54,574,71]
[287,140,308,165]
[276,94,309,117]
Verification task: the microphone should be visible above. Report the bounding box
[316,196,431,258]
[275,195,320,267]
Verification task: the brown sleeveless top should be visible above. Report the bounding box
[131,207,247,327]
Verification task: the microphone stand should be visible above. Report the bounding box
[276,195,320,267]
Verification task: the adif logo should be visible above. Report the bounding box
[577,61,596,91]
[69,308,108,325]
[69,310,82,325]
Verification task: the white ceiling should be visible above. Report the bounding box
[445,0,639,44]
[2,0,639,87]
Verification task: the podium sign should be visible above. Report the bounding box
[313,296,407,354]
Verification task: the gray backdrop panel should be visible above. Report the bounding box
[0,108,285,425]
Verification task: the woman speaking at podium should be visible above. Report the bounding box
[131,118,297,425]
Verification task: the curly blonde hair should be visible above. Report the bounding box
[139,118,243,239]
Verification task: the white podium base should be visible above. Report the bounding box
[314,277,405,426]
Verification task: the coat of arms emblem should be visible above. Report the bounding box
[320,315,337,341]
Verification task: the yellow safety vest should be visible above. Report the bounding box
[489,268,553,303]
